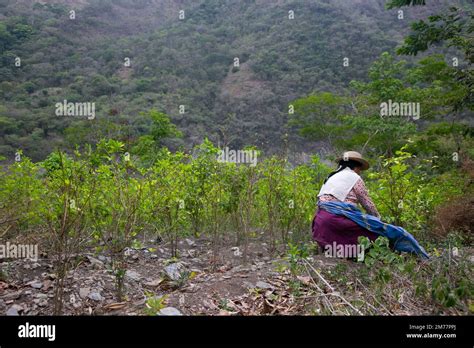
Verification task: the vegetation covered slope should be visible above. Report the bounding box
[0,0,459,160]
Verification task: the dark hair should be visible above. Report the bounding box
[323,159,363,184]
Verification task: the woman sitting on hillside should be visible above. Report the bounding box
[312,151,429,259]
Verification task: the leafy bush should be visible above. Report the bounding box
[0,155,43,237]
[367,147,466,240]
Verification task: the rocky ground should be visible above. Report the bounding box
[1,235,471,316]
[0,236,315,316]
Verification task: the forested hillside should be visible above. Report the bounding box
[0,0,473,321]
[0,0,464,160]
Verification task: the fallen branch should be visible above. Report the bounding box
[303,259,363,315]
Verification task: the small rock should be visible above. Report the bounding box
[6,304,22,316]
[185,239,195,247]
[255,281,273,290]
[87,291,104,302]
[126,270,141,281]
[35,293,48,299]
[97,255,110,263]
[44,273,56,280]
[158,307,182,316]
[243,281,254,289]
[144,278,163,287]
[87,256,104,269]
[231,265,243,273]
[163,263,186,281]
[79,287,90,299]
[28,280,43,289]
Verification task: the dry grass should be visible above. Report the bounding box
[432,194,474,244]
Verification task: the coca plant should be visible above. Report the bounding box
[41,150,96,314]
[89,140,146,301]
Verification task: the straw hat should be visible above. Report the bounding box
[338,151,369,170]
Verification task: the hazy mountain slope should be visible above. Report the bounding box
[0,0,459,159]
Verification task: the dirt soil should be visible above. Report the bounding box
[0,235,346,316]
[1,235,469,316]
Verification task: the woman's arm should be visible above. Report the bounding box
[353,178,381,218]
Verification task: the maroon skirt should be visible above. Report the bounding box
[312,208,379,249]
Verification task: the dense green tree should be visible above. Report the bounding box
[131,110,182,166]
[387,0,473,112]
